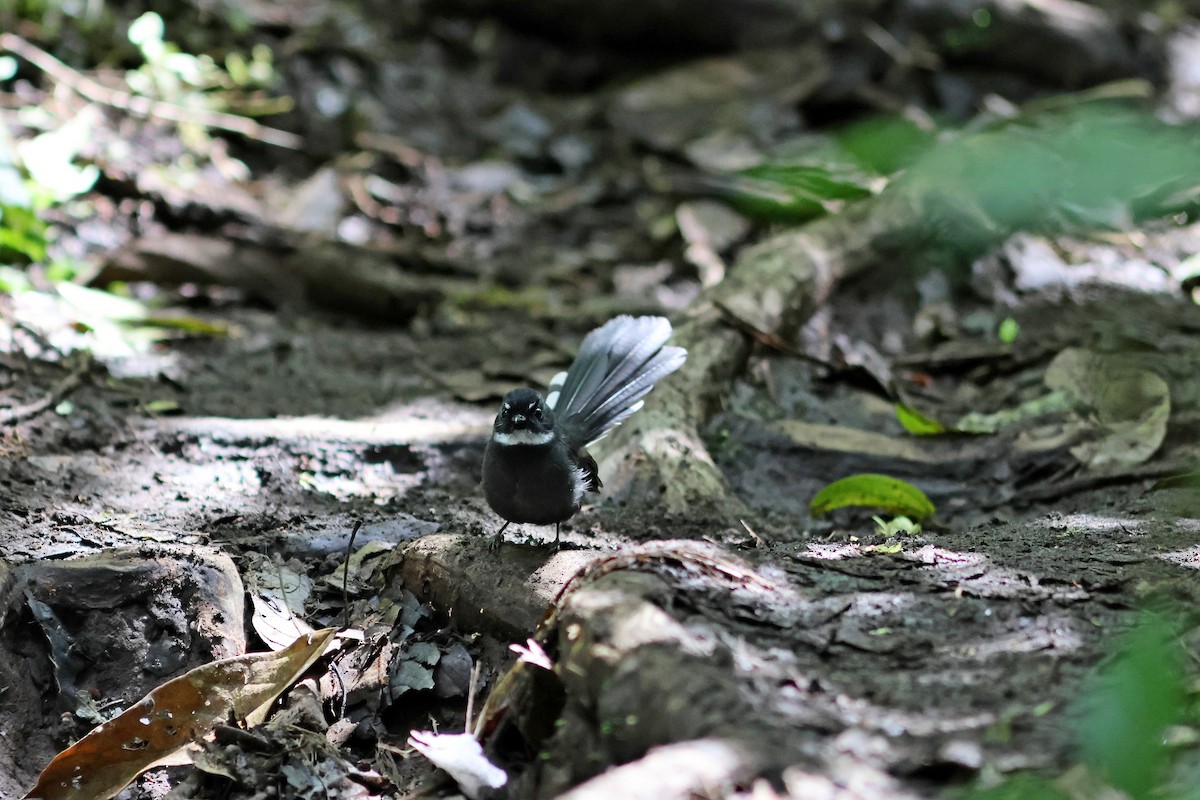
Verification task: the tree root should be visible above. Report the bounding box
[601,187,930,523]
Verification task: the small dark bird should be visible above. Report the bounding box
[482,316,686,548]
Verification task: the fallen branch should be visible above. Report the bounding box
[1008,461,1193,507]
[600,185,941,521]
[0,356,91,426]
[0,32,303,150]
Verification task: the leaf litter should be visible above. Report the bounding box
[2,2,1200,799]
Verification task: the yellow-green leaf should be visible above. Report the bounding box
[998,317,1020,344]
[894,403,947,435]
[142,399,181,414]
[872,515,921,537]
[141,315,231,337]
[810,473,936,520]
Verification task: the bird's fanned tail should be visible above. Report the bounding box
[547,315,686,446]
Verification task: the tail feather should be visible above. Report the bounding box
[557,317,668,416]
[545,370,568,410]
[585,346,686,426]
[587,321,673,411]
[553,316,686,445]
[553,316,666,419]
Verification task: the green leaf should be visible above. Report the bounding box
[1151,470,1200,491]
[898,104,1200,246]
[0,265,33,293]
[1077,612,1185,798]
[0,204,48,262]
[836,115,937,175]
[720,162,874,222]
[873,515,921,537]
[895,403,947,435]
[44,258,89,283]
[142,315,231,336]
[962,774,1068,799]
[810,474,936,520]
[143,400,181,414]
[997,317,1020,343]
[956,389,1072,434]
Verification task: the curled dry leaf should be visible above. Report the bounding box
[23,629,336,800]
[246,555,315,651]
[1043,348,1170,470]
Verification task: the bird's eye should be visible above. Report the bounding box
[533,407,543,420]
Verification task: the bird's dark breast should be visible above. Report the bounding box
[482,439,580,524]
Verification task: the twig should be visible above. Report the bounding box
[0,32,304,150]
[340,517,362,631]
[353,130,429,169]
[716,304,895,399]
[1008,461,1192,506]
[0,356,90,426]
[466,660,482,737]
[273,555,307,639]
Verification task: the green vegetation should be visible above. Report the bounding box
[0,11,285,288]
[895,403,949,435]
[809,473,936,520]
[966,611,1197,799]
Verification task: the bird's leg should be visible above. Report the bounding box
[552,522,561,551]
[488,520,510,551]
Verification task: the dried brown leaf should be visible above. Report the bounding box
[23,629,335,800]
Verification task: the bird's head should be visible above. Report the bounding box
[492,388,556,445]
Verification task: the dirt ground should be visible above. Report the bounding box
[3,276,1199,799]
[3,1,1200,798]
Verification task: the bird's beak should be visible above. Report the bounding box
[512,414,527,426]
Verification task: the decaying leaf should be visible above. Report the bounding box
[608,48,829,152]
[809,473,936,520]
[390,642,441,698]
[23,594,106,725]
[1043,348,1170,470]
[322,539,396,593]
[956,390,1072,434]
[392,659,436,696]
[245,555,315,651]
[23,629,335,800]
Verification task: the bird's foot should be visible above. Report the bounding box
[488,521,510,551]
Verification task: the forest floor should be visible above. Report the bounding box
[2,2,1200,799]
[3,273,1198,800]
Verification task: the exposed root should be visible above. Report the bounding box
[600,188,930,524]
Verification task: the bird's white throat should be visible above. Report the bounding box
[492,429,554,446]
